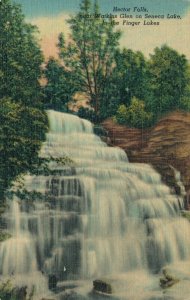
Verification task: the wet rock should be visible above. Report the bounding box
[60,291,87,299]
[15,286,27,300]
[163,280,190,299]
[0,203,7,216]
[160,268,180,289]
[181,210,190,222]
[93,279,113,295]
[100,136,112,145]
[48,274,58,290]
[161,264,190,281]
[94,125,108,137]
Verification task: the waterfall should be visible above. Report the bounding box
[1,110,190,299]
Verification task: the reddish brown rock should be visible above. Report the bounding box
[102,111,190,198]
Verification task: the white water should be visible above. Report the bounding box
[1,110,190,299]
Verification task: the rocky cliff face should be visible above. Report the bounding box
[102,111,190,203]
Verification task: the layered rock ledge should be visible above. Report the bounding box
[102,111,190,202]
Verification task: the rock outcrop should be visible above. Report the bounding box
[102,111,190,201]
[93,279,113,295]
[160,268,180,288]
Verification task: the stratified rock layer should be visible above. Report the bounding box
[102,111,190,197]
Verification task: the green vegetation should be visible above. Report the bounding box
[0,279,34,300]
[43,57,77,111]
[42,0,190,128]
[0,0,48,202]
[0,231,11,242]
[181,210,190,222]
[0,0,190,203]
[113,45,190,127]
[7,156,74,202]
[115,98,153,128]
[147,45,190,117]
[0,99,48,202]
[114,49,149,106]
[0,280,16,300]
[0,0,43,107]
[78,107,100,123]
[55,0,121,116]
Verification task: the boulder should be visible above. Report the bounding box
[94,125,108,137]
[15,286,27,299]
[48,274,58,290]
[160,268,180,289]
[93,279,113,295]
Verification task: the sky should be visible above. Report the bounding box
[14,0,190,59]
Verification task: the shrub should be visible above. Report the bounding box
[114,104,128,125]
[77,107,100,123]
[180,95,190,112]
[115,97,153,128]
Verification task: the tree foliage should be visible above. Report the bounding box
[180,72,190,111]
[58,0,121,115]
[42,0,190,129]
[114,49,149,106]
[43,57,77,111]
[0,99,48,201]
[147,45,189,116]
[0,0,48,201]
[0,0,44,106]
[115,97,153,128]
[114,46,190,127]
[77,106,100,123]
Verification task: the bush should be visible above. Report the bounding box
[180,95,190,112]
[0,98,48,202]
[114,104,128,125]
[77,107,100,123]
[115,97,153,128]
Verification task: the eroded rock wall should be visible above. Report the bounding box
[102,111,190,200]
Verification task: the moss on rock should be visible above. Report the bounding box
[0,231,11,242]
[181,210,190,222]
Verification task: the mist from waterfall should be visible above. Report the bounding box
[0,110,190,299]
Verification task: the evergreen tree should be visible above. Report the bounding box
[0,0,44,106]
[0,0,48,202]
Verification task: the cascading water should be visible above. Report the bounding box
[1,110,190,299]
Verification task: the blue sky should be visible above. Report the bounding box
[14,0,190,19]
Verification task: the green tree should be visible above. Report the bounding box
[43,57,77,111]
[114,49,149,106]
[147,45,189,116]
[0,98,48,202]
[0,0,48,202]
[0,0,44,106]
[58,0,121,116]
